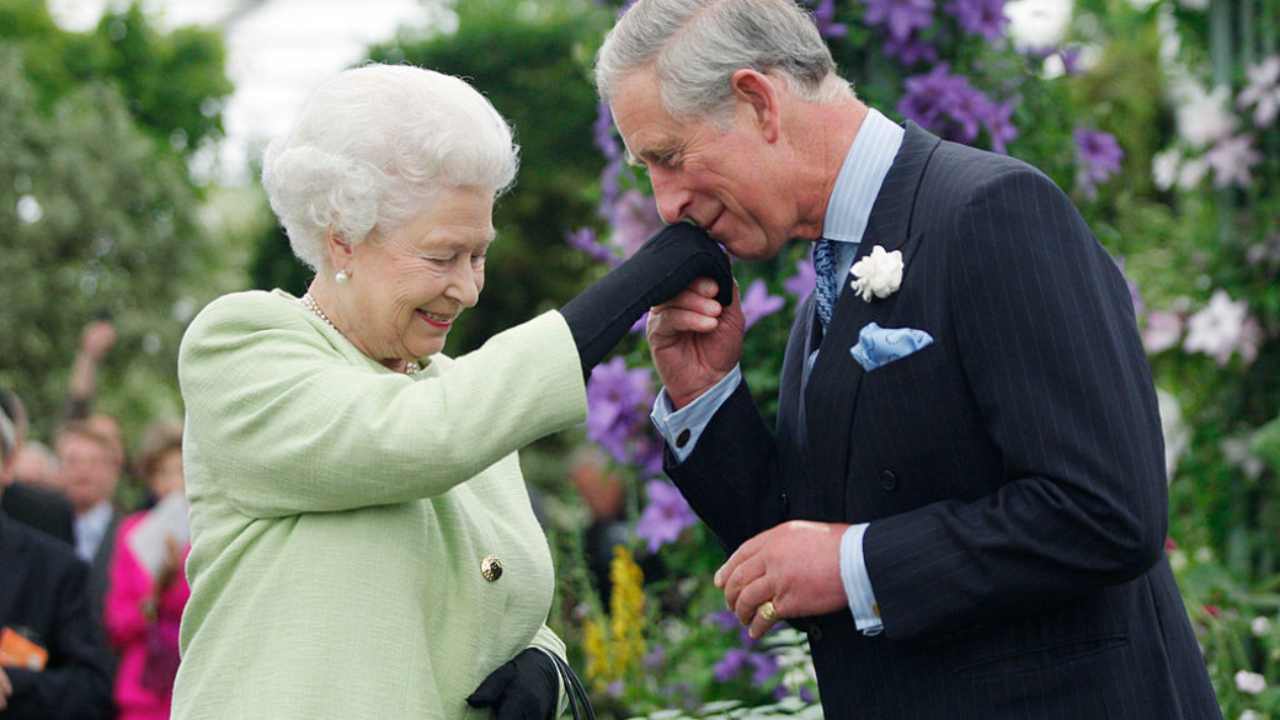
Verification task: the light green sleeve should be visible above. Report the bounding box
[178,291,587,518]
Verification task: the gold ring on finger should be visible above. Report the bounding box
[758,600,778,622]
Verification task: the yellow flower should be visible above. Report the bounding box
[582,546,647,691]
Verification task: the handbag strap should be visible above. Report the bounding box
[548,653,596,720]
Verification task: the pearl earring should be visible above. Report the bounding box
[335,270,350,284]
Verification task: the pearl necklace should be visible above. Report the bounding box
[300,293,421,374]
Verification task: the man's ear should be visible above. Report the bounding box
[729,69,782,143]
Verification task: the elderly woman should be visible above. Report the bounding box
[172,64,730,720]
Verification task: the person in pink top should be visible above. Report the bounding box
[104,422,189,720]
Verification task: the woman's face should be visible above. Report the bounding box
[340,186,495,364]
[148,448,184,499]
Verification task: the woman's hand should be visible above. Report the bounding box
[466,648,558,720]
[152,536,184,596]
[560,223,733,376]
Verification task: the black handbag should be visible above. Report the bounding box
[547,653,596,720]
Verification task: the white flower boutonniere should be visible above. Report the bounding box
[850,245,904,302]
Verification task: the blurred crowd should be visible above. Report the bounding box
[1,321,190,719]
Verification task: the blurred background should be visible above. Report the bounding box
[0,0,1276,716]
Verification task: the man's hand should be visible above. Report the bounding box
[647,278,745,409]
[80,321,117,362]
[0,665,12,711]
[715,521,850,639]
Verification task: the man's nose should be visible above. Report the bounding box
[650,168,690,225]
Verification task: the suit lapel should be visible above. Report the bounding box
[802,122,942,520]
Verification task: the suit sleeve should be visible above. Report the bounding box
[4,555,113,719]
[178,294,587,518]
[862,168,1168,640]
[663,379,787,554]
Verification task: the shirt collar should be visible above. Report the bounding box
[821,108,906,245]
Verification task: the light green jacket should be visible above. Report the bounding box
[172,290,587,719]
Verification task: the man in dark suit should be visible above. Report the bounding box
[0,390,76,546]
[597,1,1221,717]
[0,396,113,718]
[55,421,123,624]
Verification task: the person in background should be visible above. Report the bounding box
[10,441,59,492]
[105,421,189,720]
[57,421,124,622]
[0,391,114,719]
[0,390,75,546]
[65,320,117,422]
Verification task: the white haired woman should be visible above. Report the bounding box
[171,64,732,720]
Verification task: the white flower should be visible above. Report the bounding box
[1177,84,1237,149]
[1184,290,1250,365]
[849,246,904,302]
[1238,56,1280,128]
[1152,148,1182,191]
[1236,670,1267,695]
[1195,546,1215,564]
[1239,710,1262,720]
[1157,389,1189,480]
[1169,549,1188,572]
[1177,157,1209,190]
[1206,134,1263,188]
[1251,616,1272,637]
[1143,310,1184,354]
[1224,436,1266,481]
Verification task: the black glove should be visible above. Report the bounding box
[466,648,559,720]
[561,222,734,377]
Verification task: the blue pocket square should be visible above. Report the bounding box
[850,322,934,372]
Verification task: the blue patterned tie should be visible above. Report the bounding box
[813,238,838,330]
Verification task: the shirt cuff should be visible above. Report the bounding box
[840,523,884,636]
[649,365,742,464]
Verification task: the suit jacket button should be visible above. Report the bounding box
[675,429,691,448]
[879,470,898,492]
[481,555,503,582]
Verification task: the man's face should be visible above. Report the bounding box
[610,70,795,261]
[57,434,115,513]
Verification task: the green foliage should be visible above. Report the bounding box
[0,1,233,443]
[0,0,232,155]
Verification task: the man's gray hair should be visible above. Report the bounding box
[261,64,519,272]
[595,0,850,121]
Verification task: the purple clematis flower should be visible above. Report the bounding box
[899,65,1017,153]
[984,99,1018,154]
[783,258,817,302]
[810,0,850,39]
[611,190,664,259]
[1074,128,1124,198]
[862,0,936,42]
[741,278,786,329]
[884,32,939,65]
[586,357,657,466]
[635,480,698,553]
[714,649,751,683]
[944,0,1009,41]
[566,227,617,265]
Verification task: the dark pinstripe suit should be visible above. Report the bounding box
[666,123,1221,718]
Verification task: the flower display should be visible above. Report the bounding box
[740,278,786,329]
[635,480,698,553]
[1237,56,1280,128]
[1074,128,1124,198]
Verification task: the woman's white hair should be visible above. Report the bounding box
[595,0,851,123]
[262,64,519,271]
